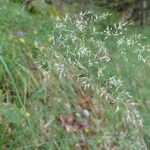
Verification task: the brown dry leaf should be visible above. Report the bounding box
[65,115,76,125]
[80,95,93,111]
[59,114,77,133]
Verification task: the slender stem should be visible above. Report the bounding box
[0,55,35,138]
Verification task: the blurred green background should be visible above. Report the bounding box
[0,0,149,149]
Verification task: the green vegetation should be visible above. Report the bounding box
[0,0,149,149]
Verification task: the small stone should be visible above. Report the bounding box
[83,109,90,117]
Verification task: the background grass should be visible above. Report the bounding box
[0,0,149,149]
